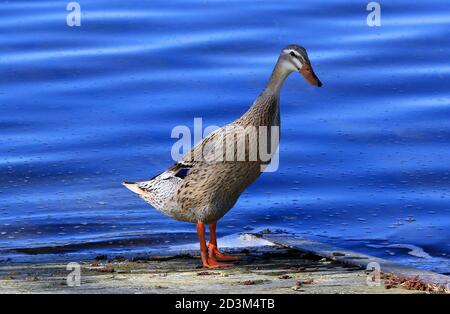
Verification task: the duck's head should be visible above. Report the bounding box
[280,44,322,87]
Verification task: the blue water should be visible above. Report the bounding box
[1,0,449,273]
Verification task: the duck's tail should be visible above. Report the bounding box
[122,177,181,218]
[122,181,144,195]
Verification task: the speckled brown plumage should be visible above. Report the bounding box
[123,44,321,224]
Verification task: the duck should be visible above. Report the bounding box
[123,44,322,268]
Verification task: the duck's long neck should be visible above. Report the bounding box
[263,57,293,95]
[238,57,292,127]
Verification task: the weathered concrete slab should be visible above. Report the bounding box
[258,233,449,291]
[0,247,423,294]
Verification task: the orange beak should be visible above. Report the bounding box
[300,63,322,87]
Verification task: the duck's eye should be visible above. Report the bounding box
[289,52,296,57]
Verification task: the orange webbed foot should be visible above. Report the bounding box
[202,259,234,268]
[208,243,241,261]
[200,252,233,268]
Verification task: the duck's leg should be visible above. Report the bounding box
[197,222,232,268]
[208,223,241,261]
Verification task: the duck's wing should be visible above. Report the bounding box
[123,124,233,206]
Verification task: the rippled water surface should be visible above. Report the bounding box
[1,0,449,273]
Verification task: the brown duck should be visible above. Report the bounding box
[123,44,322,268]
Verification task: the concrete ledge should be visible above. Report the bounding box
[1,233,447,294]
[0,245,426,294]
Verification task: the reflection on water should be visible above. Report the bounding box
[0,0,449,273]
